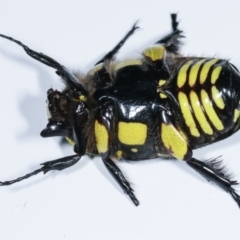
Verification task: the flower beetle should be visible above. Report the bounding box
[0,14,240,208]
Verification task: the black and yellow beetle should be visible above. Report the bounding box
[0,14,240,207]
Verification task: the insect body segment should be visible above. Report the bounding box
[168,58,240,148]
[1,14,240,208]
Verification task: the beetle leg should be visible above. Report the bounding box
[72,101,88,155]
[0,34,87,94]
[90,22,139,88]
[103,156,139,206]
[0,155,80,186]
[94,102,139,206]
[142,14,184,75]
[95,21,139,65]
[186,157,240,208]
[155,13,184,54]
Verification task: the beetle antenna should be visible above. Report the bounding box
[0,34,87,95]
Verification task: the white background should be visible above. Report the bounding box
[0,1,240,239]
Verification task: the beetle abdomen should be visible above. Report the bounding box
[167,58,240,148]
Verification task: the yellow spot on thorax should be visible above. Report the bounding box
[190,90,213,135]
[79,95,87,102]
[211,86,225,109]
[143,45,165,61]
[94,120,109,154]
[177,60,193,88]
[211,66,222,84]
[178,92,200,137]
[189,59,206,87]
[131,148,138,153]
[159,93,167,99]
[116,150,123,158]
[200,89,224,130]
[158,79,166,86]
[200,59,218,84]
[161,123,190,160]
[118,122,147,145]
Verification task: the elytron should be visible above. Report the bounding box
[0,14,240,208]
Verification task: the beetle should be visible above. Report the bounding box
[0,14,240,207]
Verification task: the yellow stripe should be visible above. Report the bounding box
[201,89,224,130]
[189,59,206,87]
[211,66,222,84]
[177,129,188,141]
[190,91,213,135]
[89,63,104,76]
[211,86,225,109]
[114,59,142,72]
[178,92,200,137]
[65,137,75,146]
[200,59,218,84]
[177,60,193,88]
[233,109,240,122]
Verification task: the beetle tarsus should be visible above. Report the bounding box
[0,155,80,185]
[95,21,139,65]
[229,188,240,208]
[127,191,139,206]
[186,157,240,208]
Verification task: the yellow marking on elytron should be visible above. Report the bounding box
[79,95,87,102]
[211,86,225,109]
[200,59,218,84]
[189,59,206,87]
[178,92,200,137]
[158,79,166,86]
[190,90,213,135]
[201,89,224,130]
[114,59,142,72]
[131,148,138,153]
[233,109,240,122]
[177,129,188,142]
[94,120,109,153]
[116,150,123,158]
[161,123,189,160]
[88,63,104,76]
[143,45,165,61]
[65,137,76,146]
[177,60,193,88]
[211,66,222,84]
[160,93,167,99]
[118,122,147,145]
